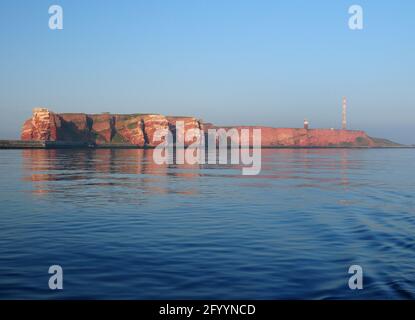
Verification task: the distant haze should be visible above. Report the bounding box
[0,0,414,144]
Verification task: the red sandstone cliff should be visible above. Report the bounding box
[21,108,204,147]
[221,126,376,147]
[21,108,389,147]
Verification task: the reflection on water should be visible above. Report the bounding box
[22,149,207,197]
[1,148,415,299]
[22,149,353,196]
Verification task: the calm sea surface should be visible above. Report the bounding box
[0,148,414,299]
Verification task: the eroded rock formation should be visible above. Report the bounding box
[21,108,204,147]
[21,108,387,147]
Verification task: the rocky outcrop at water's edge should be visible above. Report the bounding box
[20,108,401,148]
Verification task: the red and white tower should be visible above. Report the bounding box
[342,97,347,130]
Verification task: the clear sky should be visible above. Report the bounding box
[0,0,414,143]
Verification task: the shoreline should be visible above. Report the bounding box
[0,140,413,150]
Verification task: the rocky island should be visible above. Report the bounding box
[0,108,402,149]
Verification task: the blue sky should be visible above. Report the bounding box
[0,0,414,143]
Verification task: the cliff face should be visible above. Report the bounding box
[21,108,60,141]
[21,109,204,147]
[21,108,382,147]
[224,126,375,147]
